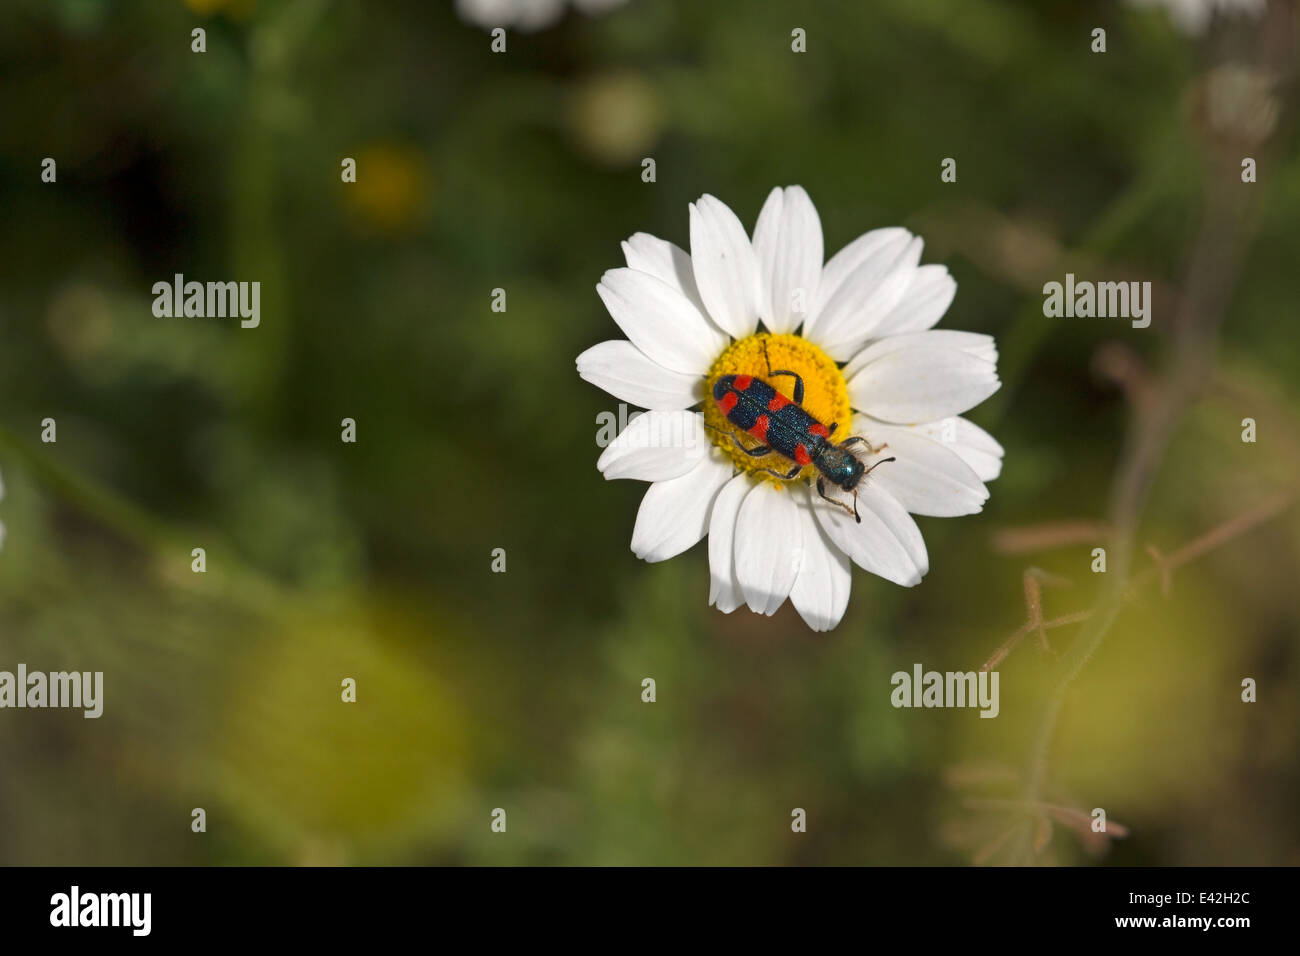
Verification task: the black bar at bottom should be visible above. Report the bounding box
[0,865,1275,941]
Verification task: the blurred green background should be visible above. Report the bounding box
[1,0,1297,865]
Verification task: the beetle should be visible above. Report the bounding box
[709,347,895,524]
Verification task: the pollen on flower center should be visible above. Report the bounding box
[704,333,852,485]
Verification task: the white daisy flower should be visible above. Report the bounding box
[577,187,1004,631]
[456,0,628,32]
[1127,0,1267,34]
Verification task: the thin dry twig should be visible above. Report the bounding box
[1012,9,1299,847]
[981,489,1296,672]
[961,797,1130,862]
[990,521,1111,555]
[962,797,1131,839]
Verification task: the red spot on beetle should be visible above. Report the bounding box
[809,423,829,437]
[718,392,738,414]
[794,444,812,466]
[767,393,790,411]
[733,374,753,391]
[749,414,770,441]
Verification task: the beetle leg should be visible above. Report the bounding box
[705,422,776,458]
[761,464,803,481]
[817,477,859,522]
[841,436,890,456]
[723,429,774,457]
[760,339,807,404]
[767,369,805,405]
[731,435,773,457]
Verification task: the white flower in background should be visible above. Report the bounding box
[577,187,1003,631]
[1127,0,1267,34]
[456,0,628,32]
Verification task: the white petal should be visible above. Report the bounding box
[621,233,709,316]
[598,410,707,482]
[842,330,997,381]
[869,264,957,337]
[733,482,803,615]
[848,345,1000,424]
[707,473,753,614]
[597,268,728,376]
[456,0,566,31]
[850,417,989,517]
[811,227,909,318]
[813,481,928,587]
[688,194,762,339]
[752,186,822,334]
[789,490,852,631]
[630,450,733,562]
[908,416,1005,482]
[805,235,923,359]
[576,340,702,411]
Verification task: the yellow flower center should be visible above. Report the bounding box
[704,333,852,485]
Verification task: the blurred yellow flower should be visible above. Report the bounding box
[342,144,430,235]
[212,604,470,859]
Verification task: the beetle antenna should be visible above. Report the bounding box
[863,456,896,477]
[852,490,861,523]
